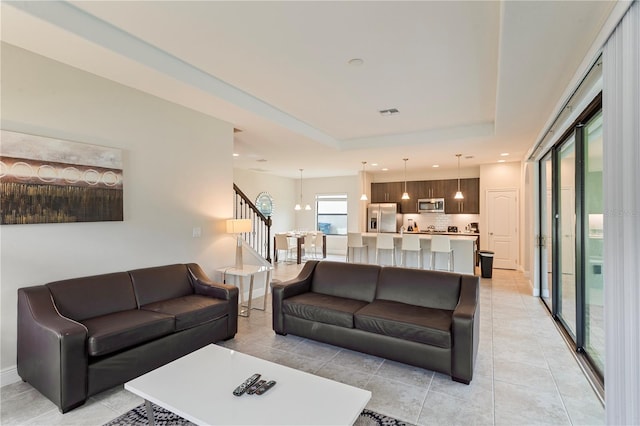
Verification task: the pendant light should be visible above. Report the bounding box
[401,158,410,200]
[360,161,368,201]
[294,169,311,211]
[454,154,464,199]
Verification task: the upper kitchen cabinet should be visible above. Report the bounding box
[400,181,420,213]
[444,178,479,214]
[417,180,445,199]
[371,182,403,203]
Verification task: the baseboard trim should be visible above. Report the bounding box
[1,366,21,387]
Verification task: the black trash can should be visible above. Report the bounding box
[479,250,495,278]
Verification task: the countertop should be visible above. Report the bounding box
[362,232,478,241]
[417,231,479,236]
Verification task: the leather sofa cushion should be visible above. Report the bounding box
[376,267,461,310]
[310,261,380,302]
[283,292,369,328]
[47,272,137,321]
[82,310,174,357]
[129,264,194,306]
[354,300,453,348]
[142,295,229,331]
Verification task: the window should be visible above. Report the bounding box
[316,194,347,235]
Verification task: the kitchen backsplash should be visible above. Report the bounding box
[403,213,480,232]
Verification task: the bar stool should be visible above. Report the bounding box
[430,235,454,271]
[376,233,396,266]
[346,232,368,263]
[401,233,422,268]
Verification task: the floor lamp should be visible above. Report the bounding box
[226,219,252,269]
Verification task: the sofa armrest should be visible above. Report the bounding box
[271,260,318,334]
[451,275,480,384]
[187,263,239,301]
[17,286,88,412]
[187,263,239,337]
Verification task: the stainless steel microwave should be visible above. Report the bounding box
[418,198,445,213]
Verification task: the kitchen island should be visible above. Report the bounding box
[361,232,478,275]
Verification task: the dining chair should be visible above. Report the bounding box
[376,233,396,266]
[346,232,368,263]
[304,233,317,259]
[430,235,454,271]
[313,231,324,259]
[401,233,422,268]
[275,233,296,263]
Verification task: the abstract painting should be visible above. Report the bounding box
[0,130,123,224]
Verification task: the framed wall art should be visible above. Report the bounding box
[0,130,124,225]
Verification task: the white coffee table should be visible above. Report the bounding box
[125,344,371,425]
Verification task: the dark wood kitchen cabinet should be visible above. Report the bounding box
[417,180,445,199]
[400,181,419,213]
[371,182,403,203]
[372,178,479,214]
[444,178,479,214]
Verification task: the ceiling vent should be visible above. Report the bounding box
[379,108,399,116]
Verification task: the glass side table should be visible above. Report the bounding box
[216,265,273,317]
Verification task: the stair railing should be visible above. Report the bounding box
[232,184,272,263]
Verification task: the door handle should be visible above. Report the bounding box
[489,232,494,235]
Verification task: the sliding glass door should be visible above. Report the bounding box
[557,135,577,337]
[539,153,553,310]
[583,111,604,373]
[538,102,603,380]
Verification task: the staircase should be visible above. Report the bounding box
[233,184,272,263]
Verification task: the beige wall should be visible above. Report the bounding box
[0,44,235,374]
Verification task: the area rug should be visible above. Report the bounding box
[104,403,412,426]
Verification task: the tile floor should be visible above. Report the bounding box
[1,257,604,425]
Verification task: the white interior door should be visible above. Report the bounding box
[487,189,518,269]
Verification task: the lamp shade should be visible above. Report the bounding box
[226,218,252,234]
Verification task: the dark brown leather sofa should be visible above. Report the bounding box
[272,260,479,384]
[17,263,238,413]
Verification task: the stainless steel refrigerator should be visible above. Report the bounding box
[367,203,402,233]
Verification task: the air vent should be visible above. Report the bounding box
[379,108,399,116]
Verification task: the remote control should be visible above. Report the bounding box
[232,373,261,396]
[255,380,276,395]
[246,379,266,395]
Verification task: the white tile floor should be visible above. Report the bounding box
[0,258,604,425]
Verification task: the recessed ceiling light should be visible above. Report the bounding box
[432,165,439,168]
[371,163,378,167]
[500,153,509,156]
[498,159,506,163]
[382,168,389,171]
[232,153,239,157]
[379,108,399,116]
[348,58,364,66]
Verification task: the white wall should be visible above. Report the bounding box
[235,173,362,255]
[232,168,296,235]
[0,44,235,375]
